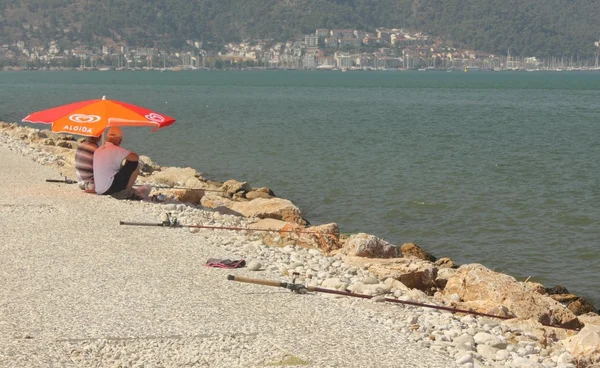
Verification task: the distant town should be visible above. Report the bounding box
[2,27,600,72]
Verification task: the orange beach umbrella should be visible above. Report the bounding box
[22,96,176,137]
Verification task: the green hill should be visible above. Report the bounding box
[1,0,598,57]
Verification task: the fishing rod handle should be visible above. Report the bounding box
[46,179,74,183]
[119,221,167,227]
[227,275,285,288]
[133,184,222,192]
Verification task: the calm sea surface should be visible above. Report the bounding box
[2,70,599,305]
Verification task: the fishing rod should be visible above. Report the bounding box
[227,274,581,331]
[46,177,76,184]
[119,213,339,236]
[45,178,221,192]
[133,184,223,192]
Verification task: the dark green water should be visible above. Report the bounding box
[2,70,600,305]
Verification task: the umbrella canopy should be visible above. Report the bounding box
[22,96,176,137]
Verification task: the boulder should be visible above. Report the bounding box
[547,285,570,294]
[249,218,288,231]
[148,167,204,186]
[201,194,306,225]
[278,222,340,253]
[246,190,273,200]
[138,155,161,175]
[57,134,75,141]
[435,267,458,289]
[523,281,547,295]
[568,298,598,315]
[401,242,436,262]
[546,294,596,315]
[434,257,458,269]
[254,187,275,196]
[221,179,252,198]
[56,141,77,149]
[340,233,400,258]
[551,294,580,305]
[28,131,44,141]
[579,313,600,327]
[383,277,410,292]
[564,325,600,366]
[343,256,438,292]
[444,264,577,326]
[168,189,204,205]
[40,129,57,140]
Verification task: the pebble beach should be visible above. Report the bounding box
[0,126,597,368]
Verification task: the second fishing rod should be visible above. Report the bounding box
[119,213,340,236]
[45,178,222,192]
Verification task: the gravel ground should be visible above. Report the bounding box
[0,140,458,368]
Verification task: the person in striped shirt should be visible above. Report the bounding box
[75,136,100,192]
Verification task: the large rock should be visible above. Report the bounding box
[168,189,204,205]
[221,179,252,198]
[138,155,161,175]
[343,256,438,292]
[246,190,273,200]
[564,325,600,366]
[435,257,458,269]
[568,298,598,315]
[278,222,340,252]
[435,267,458,289]
[401,242,436,262]
[147,167,204,186]
[57,134,75,141]
[56,141,77,149]
[444,264,577,326]
[201,194,306,225]
[40,129,58,140]
[579,313,600,327]
[340,233,400,258]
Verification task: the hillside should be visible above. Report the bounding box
[0,0,599,57]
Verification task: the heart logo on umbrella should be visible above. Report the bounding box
[69,114,101,123]
[145,113,165,122]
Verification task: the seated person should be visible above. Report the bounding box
[93,127,142,198]
[74,135,100,192]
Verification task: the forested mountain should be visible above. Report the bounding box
[0,0,598,57]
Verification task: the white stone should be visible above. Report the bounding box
[247,260,261,271]
[456,354,474,365]
[495,349,510,361]
[556,352,573,365]
[477,344,499,361]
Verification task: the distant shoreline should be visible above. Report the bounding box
[2,67,600,72]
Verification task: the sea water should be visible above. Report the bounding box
[2,70,599,305]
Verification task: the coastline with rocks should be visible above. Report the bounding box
[2,121,600,368]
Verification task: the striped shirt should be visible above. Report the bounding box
[75,140,99,186]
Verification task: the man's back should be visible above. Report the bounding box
[75,140,99,186]
[93,141,130,195]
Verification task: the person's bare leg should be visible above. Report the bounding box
[126,163,140,191]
